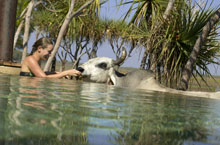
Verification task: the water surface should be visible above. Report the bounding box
[0,73,220,145]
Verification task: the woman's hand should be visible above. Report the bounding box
[67,69,82,76]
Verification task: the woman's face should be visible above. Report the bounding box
[40,44,54,60]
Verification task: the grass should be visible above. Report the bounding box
[188,76,220,92]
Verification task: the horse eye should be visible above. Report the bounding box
[96,62,107,69]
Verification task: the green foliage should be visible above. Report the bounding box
[156,1,220,87]
[16,0,30,21]
[118,0,220,88]
[119,0,169,26]
[13,49,22,62]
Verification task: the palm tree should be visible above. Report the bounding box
[179,8,220,90]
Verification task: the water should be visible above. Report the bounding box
[1,74,220,145]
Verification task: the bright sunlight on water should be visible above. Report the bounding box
[1,73,220,145]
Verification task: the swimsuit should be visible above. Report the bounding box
[20,71,35,77]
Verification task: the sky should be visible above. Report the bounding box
[28,0,220,74]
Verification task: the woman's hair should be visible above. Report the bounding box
[30,37,53,55]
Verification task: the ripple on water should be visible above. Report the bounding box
[1,75,220,144]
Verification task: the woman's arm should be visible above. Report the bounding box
[45,69,81,78]
[26,57,81,78]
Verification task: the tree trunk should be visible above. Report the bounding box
[140,37,151,69]
[44,0,76,71]
[14,1,41,53]
[163,0,175,20]
[13,6,28,50]
[13,19,24,50]
[150,0,175,72]
[51,57,56,72]
[140,0,175,70]
[21,0,35,63]
[179,8,220,91]
[44,0,95,71]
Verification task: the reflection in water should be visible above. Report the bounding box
[113,92,211,145]
[0,74,220,145]
[0,74,10,145]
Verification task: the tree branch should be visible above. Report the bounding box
[179,8,220,90]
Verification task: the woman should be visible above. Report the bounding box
[20,37,81,78]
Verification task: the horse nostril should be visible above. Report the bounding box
[77,67,84,73]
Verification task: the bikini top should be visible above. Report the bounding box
[20,71,35,77]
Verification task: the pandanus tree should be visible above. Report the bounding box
[119,0,172,70]
[119,0,220,89]
[15,0,106,71]
[179,7,220,90]
[43,0,105,71]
